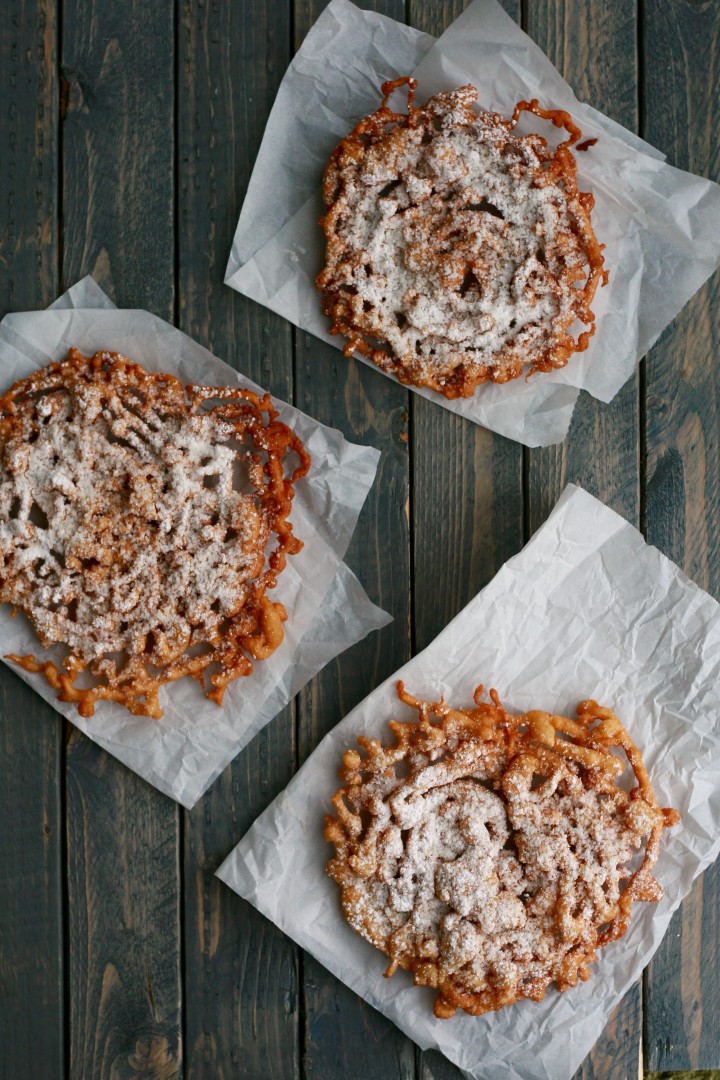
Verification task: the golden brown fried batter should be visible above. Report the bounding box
[325,683,678,1018]
[317,78,607,397]
[0,349,310,718]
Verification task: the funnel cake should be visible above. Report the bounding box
[317,78,607,397]
[0,349,310,719]
[325,683,678,1018]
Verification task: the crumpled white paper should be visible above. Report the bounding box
[225,0,720,447]
[218,484,720,1080]
[0,277,391,808]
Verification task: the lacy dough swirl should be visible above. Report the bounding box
[0,349,310,719]
[325,683,678,1018]
[317,78,607,397]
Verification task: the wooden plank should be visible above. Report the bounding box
[404,1,523,1078]
[61,0,174,313]
[523,3,643,1080]
[181,728,299,1080]
[65,744,182,1078]
[60,1,182,1076]
[646,1073,720,1080]
[294,2,416,1076]
[0,2,64,1078]
[523,2,641,517]
[642,0,720,1070]
[176,2,300,1077]
[0,0,57,314]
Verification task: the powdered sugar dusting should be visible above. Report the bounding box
[1,361,259,659]
[0,349,310,717]
[326,689,676,1017]
[318,84,605,396]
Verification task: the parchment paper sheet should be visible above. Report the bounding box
[0,278,391,808]
[225,0,720,447]
[218,484,720,1080]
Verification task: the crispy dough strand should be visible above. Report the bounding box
[380,75,418,114]
[325,684,678,1019]
[317,81,607,397]
[0,349,310,718]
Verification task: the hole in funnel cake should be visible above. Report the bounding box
[325,683,678,1018]
[0,348,311,719]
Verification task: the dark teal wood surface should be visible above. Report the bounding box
[0,3,63,1078]
[642,0,720,1071]
[0,1,717,1078]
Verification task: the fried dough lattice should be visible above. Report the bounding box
[325,683,678,1018]
[0,349,310,719]
[317,78,607,397]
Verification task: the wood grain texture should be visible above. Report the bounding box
[646,1073,720,1080]
[523,4,643,1079]
[2,0,718,1078]
[182,727,299,1080]
[61,0,175,313]
[0,682,64,1080]
[523,0,641,524]
[642,0,720,1070]
[0,0,57,315]
[294,1,415,1076]
[61,1,182,1077]
[65,738,181,1080]
[0,3,64,1078]
[177,1,300,1076]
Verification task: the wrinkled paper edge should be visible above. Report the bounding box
[0,277,392,807]
[225,0,720,447]
[217,484,720,1079]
